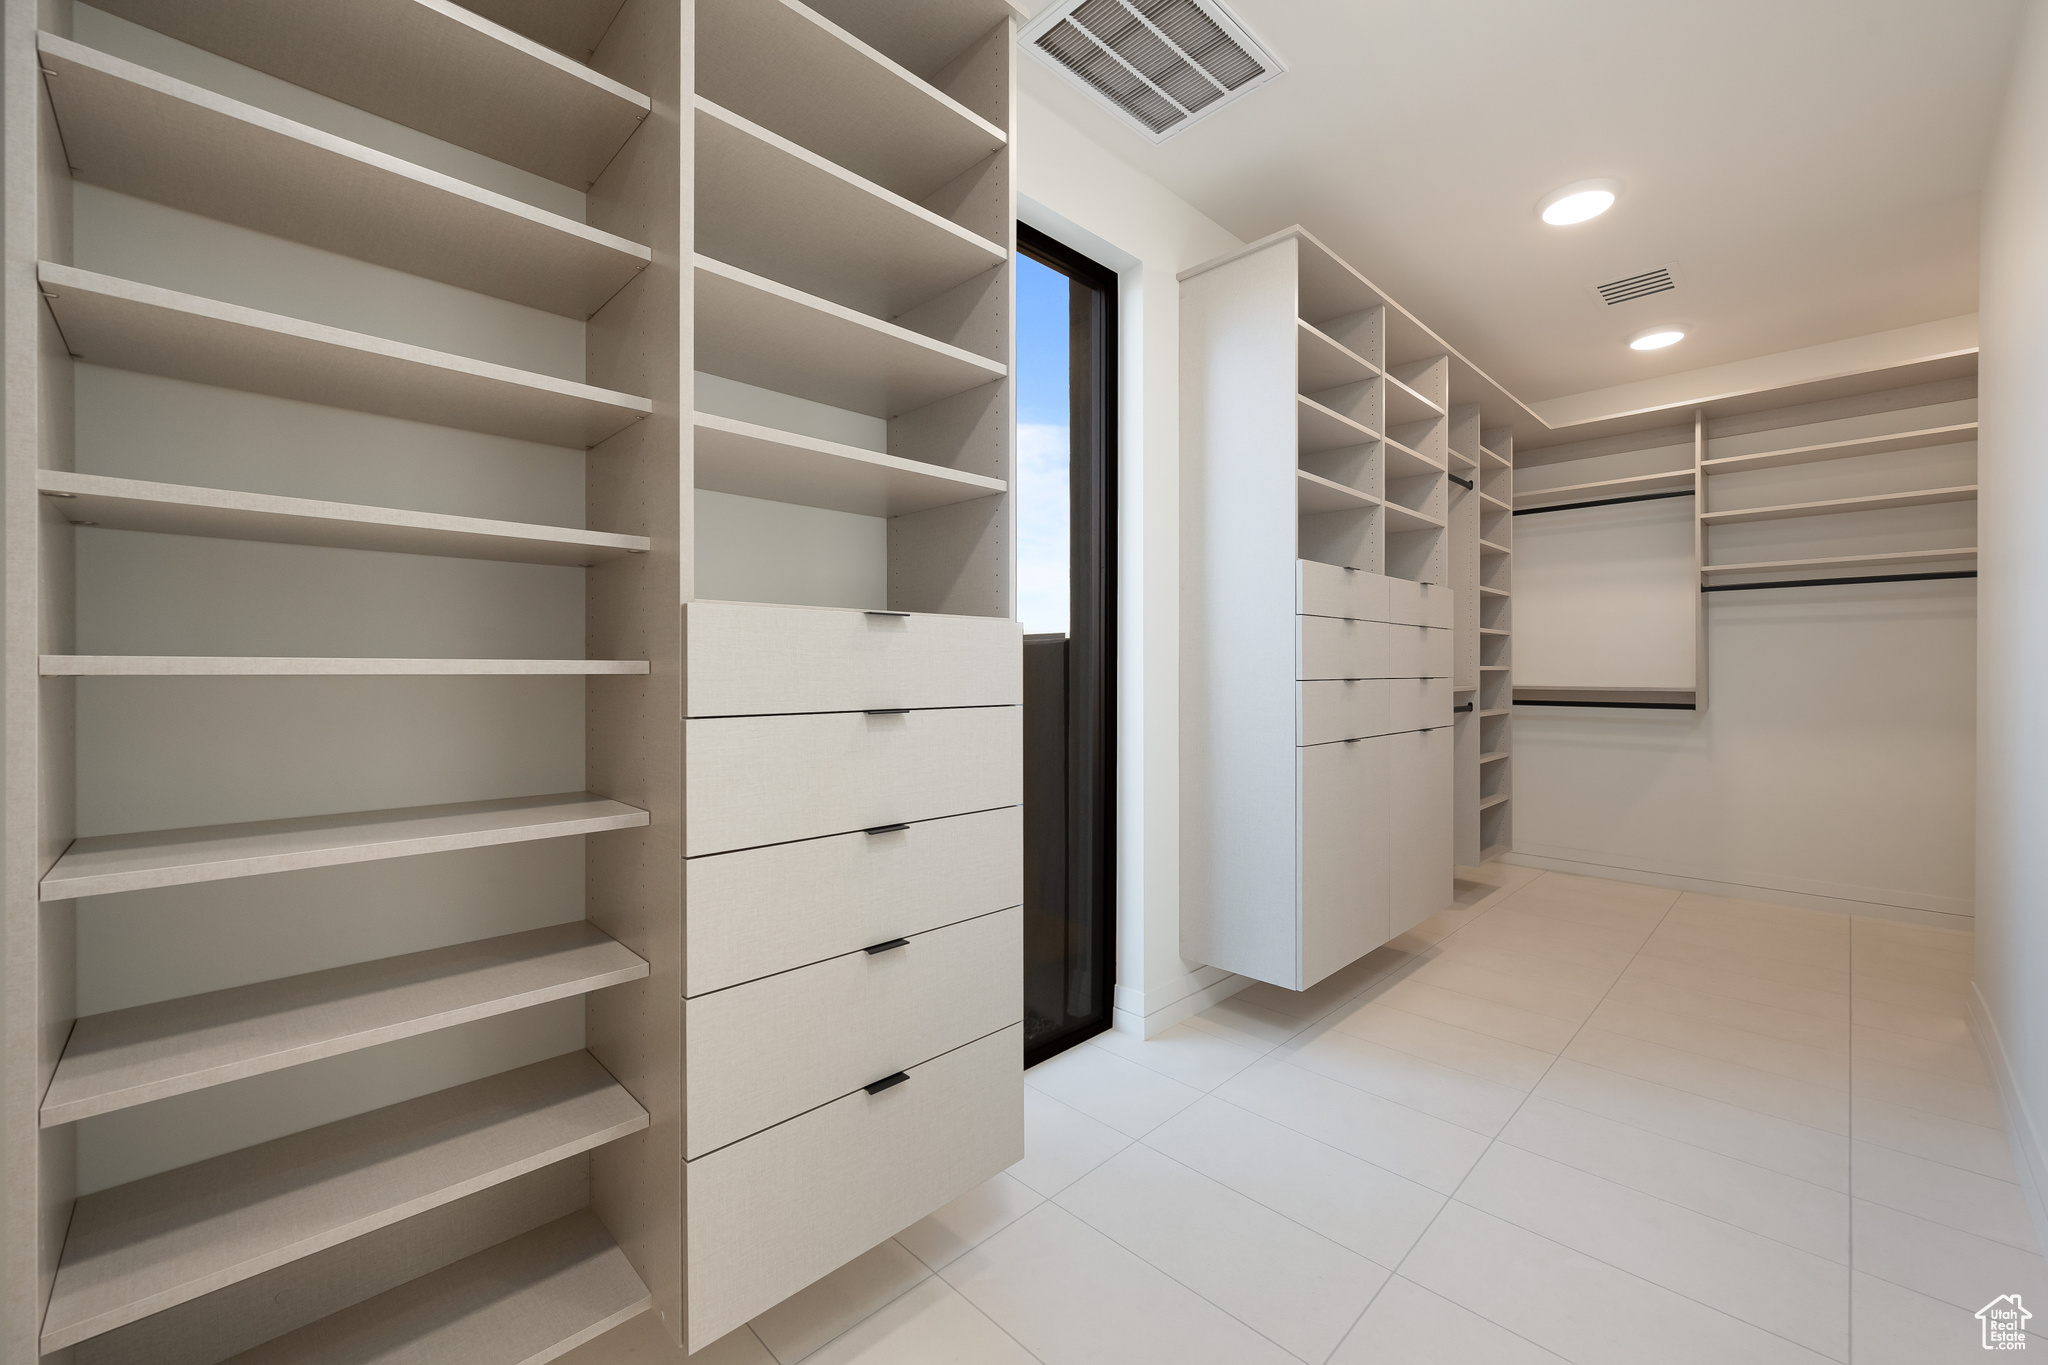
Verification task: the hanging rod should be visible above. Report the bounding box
[1514,699,1697,710]
[1448,474,1473,490]
[1514,489,1694,516]
[1702,570,1977,593]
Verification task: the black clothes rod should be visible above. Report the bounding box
[1702,570,1977,593]
[1514,699,1698,710]
[1515,489,1694,516]
[1453,702,1474,713]
[1448,474,1473,490]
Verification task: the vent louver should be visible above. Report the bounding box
[1590,264,1680,306]
[1021,0,1283,143]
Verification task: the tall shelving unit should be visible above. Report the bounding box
[1474,427,1515,862]
[4,0,1024,1361]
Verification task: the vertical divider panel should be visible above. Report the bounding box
[1449,404,1481,866]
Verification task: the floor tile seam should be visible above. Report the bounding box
[901,1183,1051,1276]
[1843,1261,2031,1319]
[1178,1010,1294,1054]
[1400,952,1616,1005]
[1584,998,1856,1081]
[1594,987,1858,1056]
[1021,1084,1140,1148]
[1475,902,1668,939]
[1844,1180,2042,1254]
[1343,1271,1582,1365]
[1263,1052,1515,1141]
[1846,1016,1985,1058]
[1568,1023,1855,1111]
[1348,992,1575,1061]
[918,1264,1059,1365]
[1078,1032,1261,1095]
[1308,1015,1550,1099]
[1369,971,1602,1031]
[1413,941,1626,992]
[1200,1087,1467,1200]
[770,1243,935,1365]
[1846,1121,2017,1182]
[1845,1076,2002,1124]
[1656,913,1854,949]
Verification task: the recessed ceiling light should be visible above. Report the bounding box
[1539,178,1621,226]
[1629,327,1685,351]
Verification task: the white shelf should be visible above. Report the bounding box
[43,923,646,1125]
[696,98,1005,319]
[1481,445,1510,469]
[1383,501,1445,533]
[1479,628,1509,636]
[1479,751,1509,764]
[1296,319,1379,393]
[1296,469,1379,514]
[462,0,629,61]
[696,412,1004,516]
[83,0,650,188]
[39,35,649,319]
[695,255,1005,419]
[40,792,648,901]
[697,0,1006,202]
[1385,438,1441,478]
[1701,547,1980,577]
[215,1211,651,1365]
[1478,794,1510,810]
[1479,665,1510,672]
[1515,467,1694,508]
[40,656,649,675]
[1699,485,1977,526]
[38,265,652,448]
[1480,539,1512,555]
[1478,585,1510,598]
[1479,708,1512,718]
[40,1051,646,1353]
[1449,449,1479,471]
[1701,422,1978,475]
[39,470,650,567]
[1296,394,1380,454]
[1385,374,1444,424]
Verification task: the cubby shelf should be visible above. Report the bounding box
[1515,467,1695,508]
[1479,751,1509,764]
[1478,585,1510,598]
[1701,422,1978,475]
[37,264,653,447]
[1698,485,1977,526]
[1479,490,1511,511]
[1479,665,1510,672]
[1383,501,1445,533]
[695,255,1005,418]
[1479,708,1511,718]
[1449,449,1479,471]
[1385,375,1443,424]
[1297,469,1380,514]
[1481,445,1510,468]
[39,1051,647,1353]
[696,98,1005,318]
[39,792,649,901]
[696,412,1005,516]
[41,657,650,675]
[1700,547,1980,577]
[1296,393,1381,454]
[1479,627,1509,636]
[38,470,651,566]
[39,35,650,319]
[1478,794,1510,810]
[1385,438,1440,477]
[1479,539,1512,555]
[1297,319,1379,392]
[212,1211,652,1365]
[697,0,1005,202]
[42,923,647,1126]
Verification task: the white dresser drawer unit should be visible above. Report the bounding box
[1297,560,1453,628]
[1387,677,1452,733]
[684,906,1021,1157]
[1297,677,1450,744]
[1298,615,1451,681]
[686,600,1021,716]
[685,806,1020,997]
[685,1023,1024,1351]
[684,706,1021,857]
[1299,735,1392,980]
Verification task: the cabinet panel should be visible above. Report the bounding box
[684,807,1019,997]
[1386,677,1451,733]
[686,601,1020,716]
[684,907,1020,1157]
[1388,728,1454,937]
[1297,679,1391,746]
[1296,558,1391,621]
[1297,616,1389,680]
[1298,738,1390,986]
[684,707,1021,856]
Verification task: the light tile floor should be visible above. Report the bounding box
[566,867,2045,1365]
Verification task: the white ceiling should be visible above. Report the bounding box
[1017,0,2025,402]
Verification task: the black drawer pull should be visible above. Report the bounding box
[864,1072,909,1095]
[863,938,909,954]
[864,708,909,715]
[864,609,910,617]
[864,823,909,836]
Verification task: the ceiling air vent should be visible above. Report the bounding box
[1588,263,1680,307]
[1021,0,1284,143]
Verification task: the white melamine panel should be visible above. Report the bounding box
[1387,678,1452,733]
[1296,559,1391,622]
[1515,496,1698,691]
[1417,582,1453,628]
[1296,680,1391,746]
[1298,738,1389,987]
[685,907,1018,1157]
[685,600,1019,716]
[685,807,1020,997]
[684,1024,1021,1352]
[1297,616,1389,680]
[1387,728,1454,938]
[683,706,1020,856]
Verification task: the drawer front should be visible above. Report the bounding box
[685,707,1021,856]
[1383,624,1454,679]
[1297,616,1389,680]
[686,807,1020,997]
[685,907,1020,1157]
[1298,738,1390,987]
[1386,678,1452,733]
[685,1023,1023,1351]
[686,600,1020,716]
[1388,727,1454,937]
[1298,679,1391,746]
[1297,559,1391,622]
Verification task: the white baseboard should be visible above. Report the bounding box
[1501,844,1973,928]
[1968,983,2048,1256]
[1113,966,1251,1039]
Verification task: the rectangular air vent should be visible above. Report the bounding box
[1021,0,1284,143]
[1588,263,1680,307]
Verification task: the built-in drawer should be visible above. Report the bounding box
[685,907,1019,1158]
[685,706,1021,856]
[1298,617,1452,680]
[1383,623,1454,678]
[686,600,1020,716]
[685,807,1020,997]
[1297,737,1390,987]
[1385,577,1454,628]
[1298,679,1390,745]
[1387,677,1452,732]
[684,1023,1023,1351]
[1297,558,1390,621]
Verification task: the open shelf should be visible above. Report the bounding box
[1480,539,1511,555]
[1478,794,1510,811]
[40,656,650,675]
[1297,319,1379,392]
[696,98,1004,318]
[1296,394,1380,454]
[1449,448,1478,472]
[39,1051,646,1353]
[82,0,650,188]
[214,1210,651,1365]
[1702,422,1979,475]
[697,0,1005,202]
[696,412,1003,515]
[1385,374,1444,424]
[38,265,652,448]
[1479,708,1511,718]
[1479,751,1509,764]
[1479,627,1509,637]
[695,255,1004,418]
[1384,438,1440,478]
[1479,665,1510,672]
[1481,445,1510,468]
[1382,500,1444,533]
[44,923,646,1126]
[39,470,650,567]
[1698,485,1977,526]
[1478,585,1509,598]
[1515,467,1695,508]
[1297,469,1380,514]
[1701,547,1980,577]
[1479,490,1510,511]
[40,792,649,901]
[39,35,649,320]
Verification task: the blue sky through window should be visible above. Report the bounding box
[1016,254,1072,636]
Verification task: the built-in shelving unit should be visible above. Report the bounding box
[1698,484,1978,525]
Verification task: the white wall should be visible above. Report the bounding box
[1975,0,2048,1250]
[1015,89,1244,1037]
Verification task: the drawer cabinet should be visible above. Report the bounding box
[685,706,1021,856]
[685,1024,1023,1351]
[1387,677,1451,733]
[686,601,1020,716]
[1299,737,1391,982]
[1297,558,1390,621]
[684,907,1020,1157]
[685,807,1020,997]
[1388,727,1455,938]
[1298,616,1452,681]
[1297,679,1390,746]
